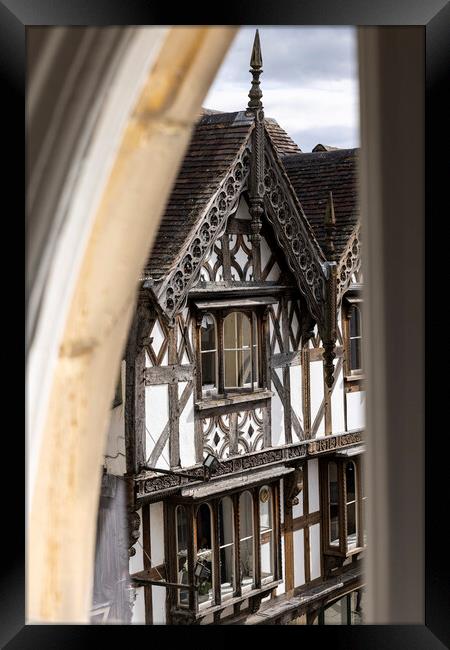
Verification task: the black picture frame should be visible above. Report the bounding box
[14,0,450,647]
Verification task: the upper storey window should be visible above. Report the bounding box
[321,455,367,560]
[197,305,269,403]
[343,289,364,384]
[349,305,362,372]
[224,312,258,390]
[200,314,217,393]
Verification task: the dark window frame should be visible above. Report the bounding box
[320,455,367,560]
[165,480,282,620]
[195,305,270,402]
[342,288,364,388]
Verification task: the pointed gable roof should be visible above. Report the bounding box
[143,111,254,282]
[143,111,304,284]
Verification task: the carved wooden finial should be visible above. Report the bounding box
[248,29,263,111]
[324,191,336,257]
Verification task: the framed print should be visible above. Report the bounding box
[15,0,450,648]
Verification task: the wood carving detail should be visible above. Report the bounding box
[262,142,327,325]
[157,143,252,319]
[336,225,361,304]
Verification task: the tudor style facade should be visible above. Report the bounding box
[92,31,365,625]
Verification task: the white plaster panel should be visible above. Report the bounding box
[346,390,366,430]
[178,381,188,399]
[150,501,165,566]
[266,261,280,282]
[331,363,346,433]
[236,196,251,220]
[310,360,325,436]
[289,365,303,429]
[145,384,169,462]
[151,318,166,358]
[151,584,166,624]
[308,459,320,513]
[293,528,305,587]
[271,380,285,446]
[132,586,146,623]
[179,398,196,468]
[129,507,144,575]
[309,523,321,580]
[104,403,126,475]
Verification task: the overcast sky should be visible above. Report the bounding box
[204,27,360,153]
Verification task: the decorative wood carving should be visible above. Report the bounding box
[262,140,327,326]
[135,430,363,502]
[156,143,252,320]
[284,466,304,508]
[336,225,362,305]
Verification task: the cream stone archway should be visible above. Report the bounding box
[27,26,237,623]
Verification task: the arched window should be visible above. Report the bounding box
[349,304,362,371]
[200,313,217,393]
[224,311,258,389]
[259,485,274,583]
[218,496,234,600]
[345,461,358,551]
[196,503,214,607]
[328,462,339,547]
[239,491,254,591]
[176,505,189,607]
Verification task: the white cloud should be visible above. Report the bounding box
[204,26,360,152]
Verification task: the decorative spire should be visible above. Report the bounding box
[324,191,336,257]
[247,29,263,112]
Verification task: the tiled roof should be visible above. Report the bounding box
[265,118,302,156]
[144,111,253,281]
[143,111,358,281]
[282,148,359,261]
[144,112,303,281]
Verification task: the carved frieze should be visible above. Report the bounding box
[135,430,363,501]
[156,143,252,320]
[308,431,363,455]
[336,225,362,304]
[262,141,327,326]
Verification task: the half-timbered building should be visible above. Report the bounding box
[92,31,365,626]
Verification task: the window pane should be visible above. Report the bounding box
[253,313,259,386]
[239,491,254,590]
[218,497,234,600]
[241,349,252,385]
[240,312,251,348]
[201,314,216,390]
[224,312,237,349]
[346,462,356,503]
[201,314,216,350]
[201,351,216,388]
[259,486,274,582]
[224,312,253,389]
[176,506,189,607]
[224,349,237,387]
[350,305,361,338]
[328,462,339,546]
[347,502,357,550]
[196,504,213,607]
[350,337,361,370]
[346,462,358,550]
